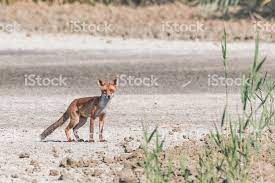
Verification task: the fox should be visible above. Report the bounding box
[40,78,117,142]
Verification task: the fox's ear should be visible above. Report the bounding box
[97,79,105,87]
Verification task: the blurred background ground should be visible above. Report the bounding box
[0,1,274,41]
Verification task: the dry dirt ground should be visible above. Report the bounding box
[0,2,274,42]
[0,34,275,182]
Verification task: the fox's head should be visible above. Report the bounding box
[97,78,117,99]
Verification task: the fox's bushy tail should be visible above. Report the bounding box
[40,112,69,141]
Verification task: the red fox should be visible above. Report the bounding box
[40,79,117,142]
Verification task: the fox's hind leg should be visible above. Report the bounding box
[73,117,87,142]
[65,111,79,142]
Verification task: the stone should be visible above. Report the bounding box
[118,167,136,183]
[19,152,30,158]
[103,157,114,164]
[11,174,18,178]
[49,170,59,176]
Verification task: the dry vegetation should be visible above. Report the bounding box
[0,1,274,41]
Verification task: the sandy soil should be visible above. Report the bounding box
[0,34,275,182]
[0,2,274,42]
[0,94,236,182]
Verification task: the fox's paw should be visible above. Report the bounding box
[88,139,95,143]
[77,139,84,142]
[99,139,107,142]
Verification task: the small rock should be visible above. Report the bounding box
[27,159,41,173]
[95,151,105,156]
[26,33,31,37]
[30,160,39,166]
[124,160,139,169]
[52,146,61,158]
[124,136,134,142]
[64,149,72,153]
[116,153,132,162]
[58,170,75,181]
[49,170,59,176]
[25,167,35,174]
[122,144,133,153]
[82,168,92,176]
[59,157,74,168]
[172,127,181,132]
[103,157,114,164]
[11,174,18,178]
[83,168,102,176]
[19,152,30,158]
[60,157,98,168]
[81,159,98,167]
[58,175,63,180]
[118,167,136,183]
[131,149,144,159]
[183,135,189,139]
[93,169,102,176]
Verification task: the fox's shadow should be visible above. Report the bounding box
[41,140,90,143]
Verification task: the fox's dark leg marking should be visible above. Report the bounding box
[73,117,87,142]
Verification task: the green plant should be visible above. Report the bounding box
[194,0,273,15]
[196,31,275,182]
[141,127,170,183]
[140,31,274,182]
[198,0,240,15]
[180,155,192,182]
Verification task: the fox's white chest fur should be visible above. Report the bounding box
[94,96,110,117]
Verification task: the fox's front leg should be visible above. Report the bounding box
[89,108,97,142]
[89,117,95,142]
[99,113,106,142]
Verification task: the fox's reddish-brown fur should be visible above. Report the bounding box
[40,79,117,142]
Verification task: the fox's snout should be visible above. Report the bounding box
[103,93,112,99]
